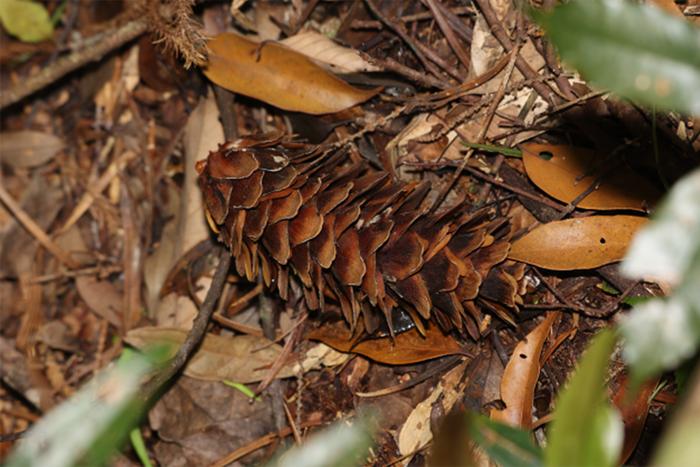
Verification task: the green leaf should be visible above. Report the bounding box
[545,329,623,467]
[469,415,543,467]
[534,0,700,115]
[461,141,523,158]
[5,347,168,467]
[0,0,54,43]
[130,428,154,467]
[652,369,700,466]
[222,380,260,401]
[271,417,374,467]
[620,168,700,383]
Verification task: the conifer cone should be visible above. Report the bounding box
[196,134,524,339]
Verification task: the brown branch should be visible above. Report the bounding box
[141,247,231,398]
[0,19,148,110]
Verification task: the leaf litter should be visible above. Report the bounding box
[0,0,692,465]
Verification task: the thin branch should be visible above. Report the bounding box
[0,19,148,110]
[141,247,231,398]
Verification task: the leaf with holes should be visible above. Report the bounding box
[521,143,660,212]
[204,32,380,115]
[509,215,647,270]
[491,313,557,429]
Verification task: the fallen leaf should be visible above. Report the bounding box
[612,375,658,465]
[204,32,380,115]
[144,94,218,315]
[0,0,53,43]
[125,327,297,383]
[509,215,647,270]
[521,143,660,212]
[491,313,557,429]
[397,360,468,456]
[75,277,122,328]
[0,130,64,169]
[280,30,382,74]
[307,322,468,365]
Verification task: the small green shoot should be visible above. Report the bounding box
[223,380,261,401]
[129,428,153,467]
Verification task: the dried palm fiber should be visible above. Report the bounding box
[196,134,525,339]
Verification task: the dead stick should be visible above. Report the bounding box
[141,247,231,397]
[0,184,79,268]
[0,19,147,110]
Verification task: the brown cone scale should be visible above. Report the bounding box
[197,135,524,339]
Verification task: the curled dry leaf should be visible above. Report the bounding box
[508,215,648,270]
[490,313,557,429]
[522,143,660,212]
[204,32,380,115]
[0,130,64,169]
[280,30,382,74]
[307,321,467,365]
[612,375,658,465]
[125,327,297,383]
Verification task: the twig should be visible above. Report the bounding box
[0,19,148,110]
[141,247,231,398]
[424,0,470,72]
[364,0,447,84]
[430,45,520,211]
[473,0,561,105]
[209,421,324,467]
[0,184,79,268]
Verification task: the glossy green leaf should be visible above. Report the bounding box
[545,329,623,467]
[470,415,543,467]
[535,0,700,115]
[0,0,53,43]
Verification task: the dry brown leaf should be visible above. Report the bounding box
[508,215,648,270]
[204,32,380,115]
[125,326,298,383]
[280,30,382,73]
[613,375,658,465]
[75,276,122,328]
[522,143,661,212]
[397,360,469,456]
[307,322,467,365]
[0,130,64,169]
[144,94,218,315]
[491,313,557,429]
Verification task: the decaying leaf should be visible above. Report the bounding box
[397,360,469,456]
[307,322,468,365]
[509,215,647,270]
[204,32,380,115]
[521,143,660,212]
[491,313,557,429]
[280,30,382,74]
[0,130,64,169]
[125,327,297,383]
